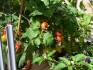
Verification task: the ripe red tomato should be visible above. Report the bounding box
[55,36,62,42]
[15,42,20,50]
[41,22,49,30]
[55,31,64,42]
[55,32,62,37]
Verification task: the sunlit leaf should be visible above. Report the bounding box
[34,38,41,46]
[43,32,54,46]
[18,52,26,67]
[59,57,71,65]
[75,54,86,62]
[54,63,66,70]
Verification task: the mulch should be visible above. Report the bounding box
[31,61,50,70]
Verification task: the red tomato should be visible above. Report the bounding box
[15,42,20,50]
[55,32,62,37]
[55,36,62,42]
[41,22,49,30]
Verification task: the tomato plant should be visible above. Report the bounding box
[0,0,93,70]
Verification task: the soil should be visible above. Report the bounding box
[31,61,50,70]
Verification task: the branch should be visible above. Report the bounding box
[21,15,30,26]
[18,0,25,36]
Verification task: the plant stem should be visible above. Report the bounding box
[18,0,25,35]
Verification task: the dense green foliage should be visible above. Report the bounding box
[0,0,93,70]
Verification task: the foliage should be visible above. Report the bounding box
[50,54,93,70]
[0,0,93,70]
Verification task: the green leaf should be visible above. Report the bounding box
[25,28,40,40]
[33,56,44,64]
[24,43,28,52]
[75,54,86,62]
[2,43,7,64]
[22,31,28,38]
[31,19,41,29]
[79,62,93,70]
[30,29,40,39]
[48,50,56,57]
[34,38,41,46]
[41,0,49,6]
[71,56,75,61]
[90,60,93,65]
[54,63,66,70]
[31,10,43,16]
[50,0,61,4]
[18,52,26,67]
[50,63,56,70]
[12,14,18,20]
[2,43,6,49]
[59,57,71,65]
[68,66,73,70]
[81,14,92,26]
[43,32,54,46]
[47,57,52,61]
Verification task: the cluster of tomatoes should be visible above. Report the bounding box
[1,20,64,52]
[41,21,64,43]
[1,29,21,51]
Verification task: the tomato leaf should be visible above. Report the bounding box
[18,52,26,67]
[43,32,54,46]
[59,57,71,65]
[54,63,66,70]
[75,54,86,62]
[34,38,41,46]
